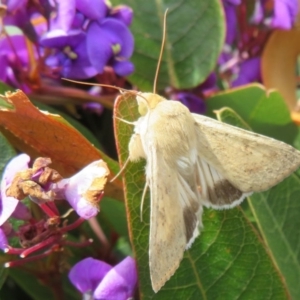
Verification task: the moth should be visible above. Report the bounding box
[126,90,300,292]
[65,11,300,294]
[120,14,300,293]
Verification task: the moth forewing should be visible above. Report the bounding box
[129,94,204,291]
[147,145,190,293]
[192,113,300,193]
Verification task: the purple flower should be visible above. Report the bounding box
[0,154,31,226]
[83,102,104,115]
[224,0,241,4]
[222,0,241,44]
[69,256,137,300]
[81,86,104,114]
[51,0,77,32]
[41,29,98,79]
[75,0,109,21]
[40,0,134,79]
[4,0,29,27]
[199,72,217,92]
[55,160,110,219]
[0,222,13,250]
[231,57,261,87]
[250,0,298,29]
[0,29,38,91]
[250,1,264,24]
[173,92,206,114]
[110,5,133,26]
[3,0,44,42]
[272,0,298,29]
[0,227,9,250]
[86,18,134,76]
[6,0,28,11]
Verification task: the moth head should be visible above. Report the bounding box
[136,92,165,116]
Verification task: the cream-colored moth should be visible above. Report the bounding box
[122,11,300,293]
[64,11,300,293]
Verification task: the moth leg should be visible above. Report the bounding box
[110,156,131,182]
[129,133,146,161]
[115,116,135,125]
[111,132,145,183]
[112,133,146,182]
[140,182,149,222]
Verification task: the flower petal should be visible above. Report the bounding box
[72,12,85,29]
[87,18,134,73]
[232,57,261,87]
[86,21,114,73]
[55,0,76,32]
[272,0,298,30]
[250,1,264,24]
[223,3,238,44]
[0,227,9,250]
[0,33,32,65]
[0,154,30,225]
[69,257,112,293]
[62,160,109,219]
[110,5,133,26]
[7,0,28,12]
[112,60,134,76]
[93,257,137,300]
[175,92,206,114]
[60,37,98,79]
[0,55,9,82]
[199,72,217,91]
[223,0,241,5]
[101,18,134,58]
[40,29,85,48]
[75,0,108,21]
[11,202,31,220]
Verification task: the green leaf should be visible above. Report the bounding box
[207,84,300,299]
[213,107,252,130]
[249,178,300,300]
[0,82,14,109]
[112,0,225,90]
[206,84,298,144]
[0,133,16,178]
[99,197,129,237]
[0,267,8,289]
[8,268,78,300]
[114,94,289,299]
[4,26,23,36]
[8,269,54,300]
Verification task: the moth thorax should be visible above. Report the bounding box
[137,93,166,116]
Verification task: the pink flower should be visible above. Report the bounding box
[0,154,31,226]
[55,160,110,219]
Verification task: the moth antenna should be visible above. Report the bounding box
[140,182,149,222]
[62,78,133,94]
[153,9,168,94]
[110,156,131,183]
[115,117,136,126]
